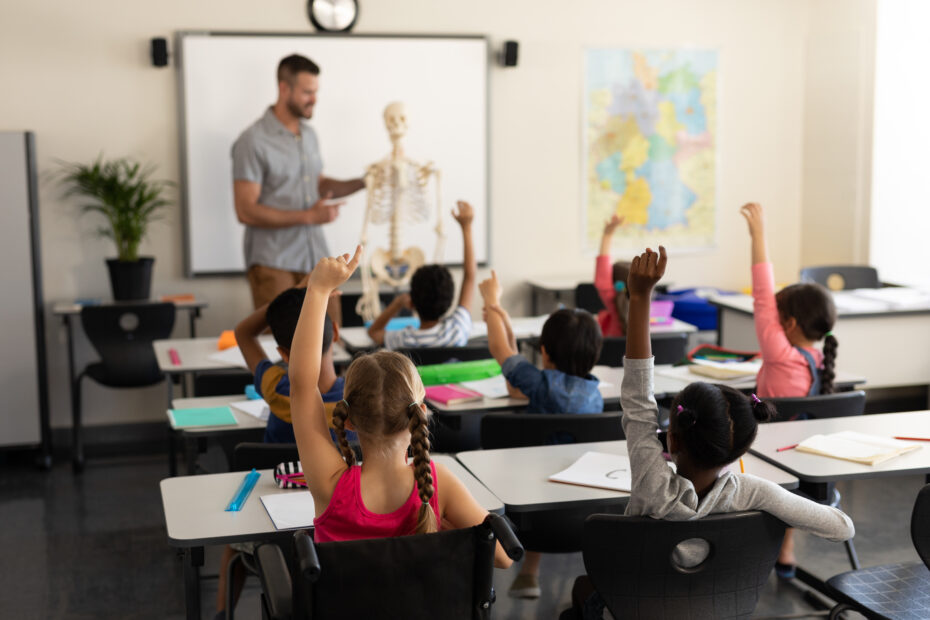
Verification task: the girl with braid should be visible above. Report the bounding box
[567,247,854,620]
[740,202,839,575]
[288,247,512,567]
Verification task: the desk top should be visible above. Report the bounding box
[456,441,797,514]
[711,288,930,319]
[751,410,930,482]
[53,298,207,315]
[168,395,267,433]
[160,454,503,547]
[154,336,351,373]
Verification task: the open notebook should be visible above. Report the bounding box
[549,452,634,492]
[796,431,922,466]
[260,492,316,530]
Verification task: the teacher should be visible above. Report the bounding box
[231,54,364,308]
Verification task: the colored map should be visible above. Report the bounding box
[585,49,717,250]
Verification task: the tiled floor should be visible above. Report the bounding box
[0,447,923,619]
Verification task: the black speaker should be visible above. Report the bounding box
[502,40,518,67]
[151,37,168,67]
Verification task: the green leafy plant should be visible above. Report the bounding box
[58,156,173,262]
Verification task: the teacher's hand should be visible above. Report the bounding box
[304,192,346,225]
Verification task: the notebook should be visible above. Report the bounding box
[548,452,634,492]
[260,492,316,530]
[459,375,509,399]
[168,406,237,428]
[230,399,270,422]
[795,431,922,466]
[688,358,762,380]
[424,384,483,405]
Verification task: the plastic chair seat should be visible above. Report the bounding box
[827,562,930,620]
[83,361,163,389]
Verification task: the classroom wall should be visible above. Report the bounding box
[0,0,860,430]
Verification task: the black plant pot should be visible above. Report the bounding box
[106,257,154,301]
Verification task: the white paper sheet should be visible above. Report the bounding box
[549,451,634,492]
[208,337,281,368]
[459,375,509,399]
[260,492,316,530]
[796,431,921,465]
[230,399,270,422]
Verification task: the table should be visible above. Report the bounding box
[526,278,584,315]
[160,454,503,620]
[710,292,930,390]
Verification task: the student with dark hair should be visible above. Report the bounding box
[479,270,604,598]
[368,201,477,349]
[594,214,632,336]
[566,246,854,620]
[740,202,839,575]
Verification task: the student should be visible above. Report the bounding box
[216,284,347,619]
[289,247,511,567]
[368,201,477,349]
[740,202,839,574]
[479,270,604,598]
[594,214,631,337]
[567,246,854,620]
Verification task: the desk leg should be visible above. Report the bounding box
[184,436,198,475]
[715,307,724,346]
[531,287,539,316]
[189,308,200,338]
[182,545,204,620]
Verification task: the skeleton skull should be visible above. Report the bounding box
[383,102,408,141]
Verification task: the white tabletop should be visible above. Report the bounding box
[750,410,930,482]
[168,395,267,433]
[53,298,208,315]
[526,278,586,292]
[160,454,503,547]
[710,289,930,318]
[154,336,351,373]
[456,440,797,514]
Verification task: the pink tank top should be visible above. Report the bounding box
[313,461,441,543]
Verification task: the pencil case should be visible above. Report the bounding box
[273,461,306,488]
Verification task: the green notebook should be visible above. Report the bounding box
[417,358,501,387]
[168,406,238,428]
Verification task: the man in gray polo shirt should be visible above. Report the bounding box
[232,54,364,309]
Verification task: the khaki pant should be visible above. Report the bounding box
[247,264,343,325]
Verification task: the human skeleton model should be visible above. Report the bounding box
[356,102,444,322]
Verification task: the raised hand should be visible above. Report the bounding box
[452,200,474,227]
[739,202,765,238]
[603,214,625,236]
[308,246,362,293]
[627,246,667,297]
[478,269,502,306]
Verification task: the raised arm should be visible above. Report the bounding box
[290,247,362,509]
[599,214,624,257]
[740,202,768,266]
[453,201,476,312]
[479,271,516,365]
[625,246,668,360]
[234,181,345,228]
[367,294,411,345]
[318,175,365,199]
[234,302,273,374]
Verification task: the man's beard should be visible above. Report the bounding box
[287,99,312,119]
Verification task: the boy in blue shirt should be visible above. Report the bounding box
[479,269,604,599]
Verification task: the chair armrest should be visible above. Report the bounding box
[295,529,321,582]
[485,513,524,561]
[255,543,292,620]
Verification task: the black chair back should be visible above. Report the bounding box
[396,345,492,366]
[768,390,866,422]
[800,265,879,290]
[233,442,299,472]
[597,333,689,367]
[80,302,176,386]
[583,511,786,619]
[480,412,623,449]
[575,283,606,314]
[340,291,399,327]
[912,484,930,570]
[256,513,523,620]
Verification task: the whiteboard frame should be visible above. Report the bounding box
[174,30,491,277]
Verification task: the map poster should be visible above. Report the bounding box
[584,49,718,252]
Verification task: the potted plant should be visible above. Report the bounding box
[58,156,172,300]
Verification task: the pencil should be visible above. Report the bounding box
[776,443,798,452]
[739,458,745,473]
[894,436,930,442]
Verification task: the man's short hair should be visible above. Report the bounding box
[409,265,455,322]
[539,308,603,378]
[266,288,333,353]
[277,54,320,85]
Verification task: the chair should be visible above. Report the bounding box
[339,291,399,327]
[597,334,689,367]
[395,345,492,366]
[581,511,786,619]
[255,513,524,619]
[575,283,606,314]
[71,303,176,471]
[480,412,624,449]
[768,390,866,422]
[800,265,879,291]
[825,483,930,619]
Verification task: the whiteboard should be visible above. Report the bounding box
[177,32,489,275]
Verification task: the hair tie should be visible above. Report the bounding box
[824,330,834,338]
[339,399,349,408]
[614,281,626,292]
[751,394,761,405]
[676,404,698,429]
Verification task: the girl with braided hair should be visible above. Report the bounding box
[288,246,511,567]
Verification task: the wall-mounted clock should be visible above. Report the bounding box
[308,0,359,33]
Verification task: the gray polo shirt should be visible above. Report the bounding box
[231,107,328,272]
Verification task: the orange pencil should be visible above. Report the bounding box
[739,458,745,473]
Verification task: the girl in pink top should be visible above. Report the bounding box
[593,215,631,337]
[288,247,511,567]
[740,202,839,576]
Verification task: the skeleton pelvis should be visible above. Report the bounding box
[370,247,425,287]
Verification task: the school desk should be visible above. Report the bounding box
[167,395,266,475]
[710,291,930,391]
[160,454,503,620]
[456,441,797,552]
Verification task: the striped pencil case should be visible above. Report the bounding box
[273,461,306,488]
